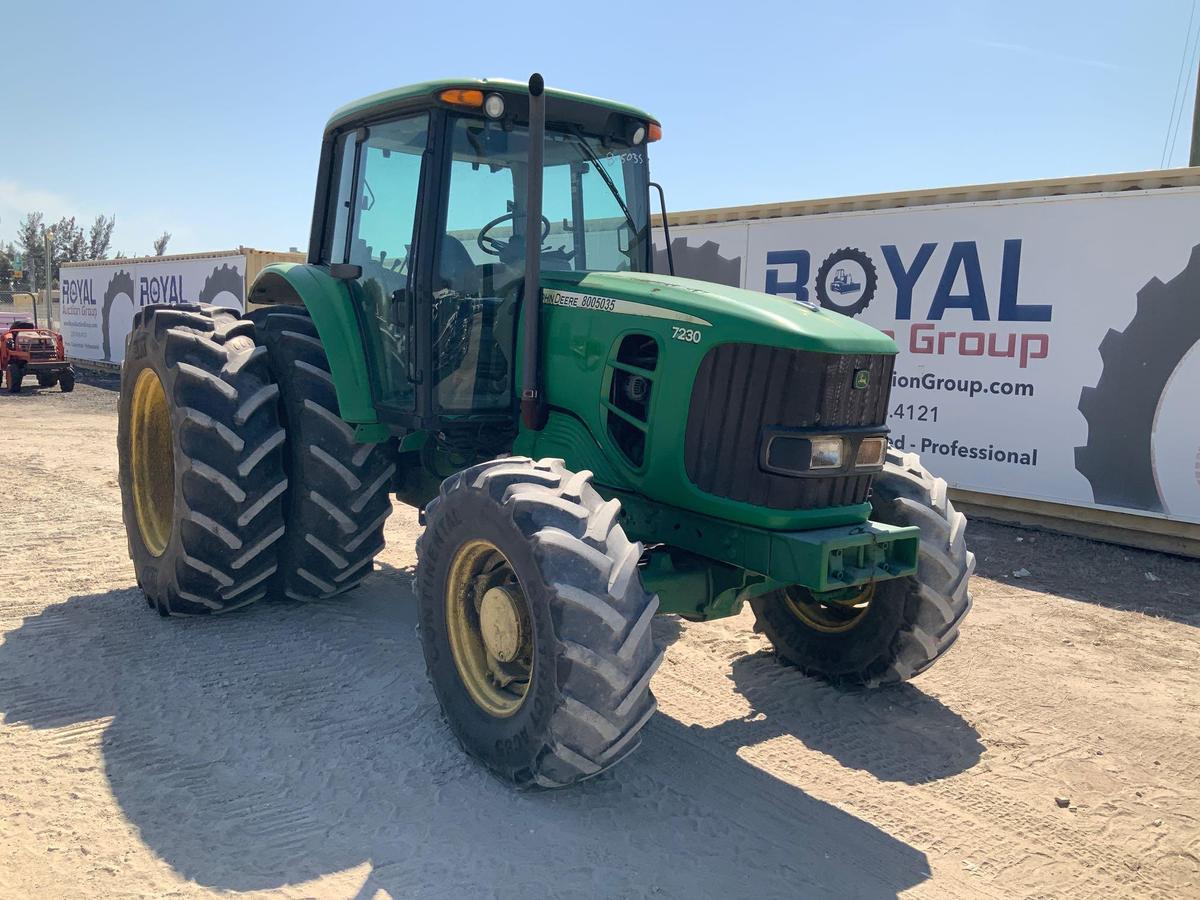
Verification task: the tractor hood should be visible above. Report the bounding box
[539,270,897,356]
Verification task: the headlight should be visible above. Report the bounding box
[761,430,887,476]
[483,93,505,118]
[855,437,887,468]
[808,437,844,469]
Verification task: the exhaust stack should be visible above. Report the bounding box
[520,72,547,430]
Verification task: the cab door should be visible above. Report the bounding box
[429,115,525,417]
[322,113,431,419]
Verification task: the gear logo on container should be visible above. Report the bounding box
[814,248,878,317]
[198,264,245,310]
[654,239,741,287]
[100,270,136,362]
[1076,243,1200,519]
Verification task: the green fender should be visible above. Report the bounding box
[247,263,377,425]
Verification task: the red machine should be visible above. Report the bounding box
[2,321,75,394]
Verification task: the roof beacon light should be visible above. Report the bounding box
[484,93,505,118]
[440,88,484,108]
[647,122,663,142]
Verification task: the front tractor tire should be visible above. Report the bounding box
[118,306,288,615]
[750,449,975,686]
[248,307,394,601]
[417,458,663,788]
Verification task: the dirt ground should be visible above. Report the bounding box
[1,380,1198,899]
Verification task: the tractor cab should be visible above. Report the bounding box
[294,79,656,429]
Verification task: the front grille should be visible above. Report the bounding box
[684,343,893,510]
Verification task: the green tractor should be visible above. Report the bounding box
[117,75,974,788]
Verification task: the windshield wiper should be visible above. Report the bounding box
[563,126,640,236]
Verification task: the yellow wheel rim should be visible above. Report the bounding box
[445,539,533,718]
[129,368,175,557]
[783,583,875,634]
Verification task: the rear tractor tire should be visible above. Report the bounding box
[37,374,58,388]
[417,457,663,788]
[59,372,75,392]
[7,364,21,393]
[247,306,395,601]
[118,305,289,615]
[750,449,974,686]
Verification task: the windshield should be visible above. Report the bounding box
[543,128,647,272]
[441,114,651,278]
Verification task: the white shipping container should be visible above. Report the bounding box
[59,247,303,365]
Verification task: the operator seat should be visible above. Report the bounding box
[438,233,481,297]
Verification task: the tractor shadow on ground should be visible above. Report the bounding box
[0,561,930,899]
[648,615,984,786]
[723,649,985,785]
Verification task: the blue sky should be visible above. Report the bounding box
[0,0,1196,255]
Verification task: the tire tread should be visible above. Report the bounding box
[419,457,661,788]
[247,306,394,600]
[119,305,287,615]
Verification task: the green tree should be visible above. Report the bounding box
[87,214,116,260]
[12,214,117,287]
[11,211,122,286]
[0,245,13,286]
[153,231,171,256]
[17,212,44,289]
[51,216,88,278]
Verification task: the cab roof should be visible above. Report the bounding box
[325,77,658,133]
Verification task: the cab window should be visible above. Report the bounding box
[343,114,430,409]
[430,114,651,414]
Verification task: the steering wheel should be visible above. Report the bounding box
[477,212,552,258]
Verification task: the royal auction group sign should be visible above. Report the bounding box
[59,255,246,364]
[656,187,1200,524]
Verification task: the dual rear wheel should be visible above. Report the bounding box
[117,304,393,615]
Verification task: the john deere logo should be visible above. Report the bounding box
[853,369,871,390]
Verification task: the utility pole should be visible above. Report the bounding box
[30,250,39,328]
[1191,53,1200,166]
[43,230,54,329]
